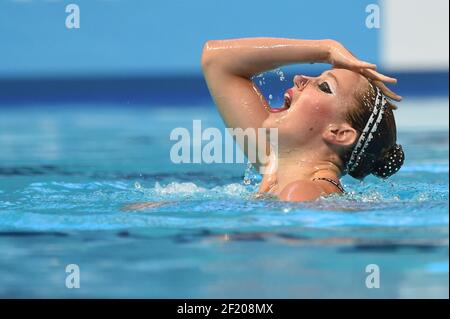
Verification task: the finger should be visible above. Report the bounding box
[345,49,377,69]
[337,54,377,70]
[362,69,397,84]
[355,60,377,70]
[335,61,376,72]
[363,69,397,83]
[373,80,403,102]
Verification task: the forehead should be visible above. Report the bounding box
[321,69,370,117]
[324,68,367,96]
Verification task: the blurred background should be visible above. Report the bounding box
[0,0,448,106]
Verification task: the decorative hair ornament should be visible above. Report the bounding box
[372,144,405,178]
[345,86,387,174]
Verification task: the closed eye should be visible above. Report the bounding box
[318,82,332,94]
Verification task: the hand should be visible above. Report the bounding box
[371,80,402,102]
[325,40,376,70]
[324,40,402,101]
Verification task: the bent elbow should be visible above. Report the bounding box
[201,40,218,71]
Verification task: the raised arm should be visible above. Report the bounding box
[201,38,338,168]
[201,38,334,132]
[200,38,399,167]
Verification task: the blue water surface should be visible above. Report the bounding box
[0,103,448,298]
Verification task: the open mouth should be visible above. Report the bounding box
[269,89,292,113]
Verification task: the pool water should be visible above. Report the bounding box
[0,102,448,298]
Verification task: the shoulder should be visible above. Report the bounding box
[278,180,326,202]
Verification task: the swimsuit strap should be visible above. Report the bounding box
[312,177,345,193]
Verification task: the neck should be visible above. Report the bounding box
[259,146,343,194]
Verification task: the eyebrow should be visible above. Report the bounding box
[325,71,339,90]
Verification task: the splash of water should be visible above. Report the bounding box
[243,162,261,187]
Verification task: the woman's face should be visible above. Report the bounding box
[263,68,367,149]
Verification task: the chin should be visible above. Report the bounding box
[261,117,276,130]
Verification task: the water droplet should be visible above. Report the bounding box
[243,162,260,186]
[274,68,286,81]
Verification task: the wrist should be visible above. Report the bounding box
[317,39,336,63]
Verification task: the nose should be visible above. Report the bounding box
[293,75,312,89]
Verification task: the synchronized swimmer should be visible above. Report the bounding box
[201,37,404,202]
[125,37,405,210]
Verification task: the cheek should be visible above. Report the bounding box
[262,92,338,140]
[293,92,335,126]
